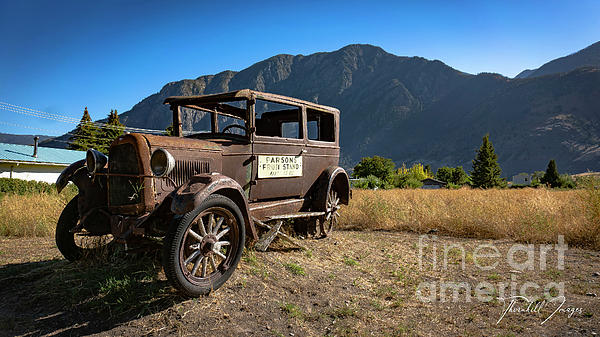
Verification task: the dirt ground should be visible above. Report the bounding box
[1,230,599,337]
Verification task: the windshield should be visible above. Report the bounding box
[180,101,249,139]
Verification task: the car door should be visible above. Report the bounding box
[250,99,305,201]
[302,107,340,193]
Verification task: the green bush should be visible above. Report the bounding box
[404,177,423,189]
[558,174,576,189]
[0,178,78,196]
[353,175,392,189]
[0,178,55,195]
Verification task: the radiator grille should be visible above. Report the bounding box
[167,160,210,187]
[109,143,143,206]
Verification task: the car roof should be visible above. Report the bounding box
[164,89,340,115]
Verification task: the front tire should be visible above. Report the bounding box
[162,194,245,296]
[55,196,83,261]
[55,196,115,261]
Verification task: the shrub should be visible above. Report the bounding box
[353,175,392,190]
[390,163,431,189]
[0,178,56,195]
[558,174,576,189]
[404,177,423,189]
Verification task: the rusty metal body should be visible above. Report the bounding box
[57,89,350,246]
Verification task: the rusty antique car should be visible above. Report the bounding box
[55,89,350,296]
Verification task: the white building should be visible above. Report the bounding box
[0,139,86,183]
[511,173,532,186]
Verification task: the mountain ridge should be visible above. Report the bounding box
[515,41,600,78]
[42,43,600,176]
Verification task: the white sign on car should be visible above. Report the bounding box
[257,155,302,178]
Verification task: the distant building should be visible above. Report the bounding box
[511,173,532,186]
[0,138,85,183]
[421,178,447,189]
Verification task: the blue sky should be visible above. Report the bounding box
[1,0,599,136]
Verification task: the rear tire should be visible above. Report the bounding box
[162,194,245,297]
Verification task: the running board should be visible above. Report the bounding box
[266,211,325,220]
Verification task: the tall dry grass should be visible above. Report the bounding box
[0,188,76,237]
[1,183,598,250]
[339,187,600,250]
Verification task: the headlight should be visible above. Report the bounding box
[86,149,108,174]
[151,148,175,177]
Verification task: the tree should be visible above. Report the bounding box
[470,134,503,188]
[541,159,561,188]
[164,123,175,136]
[69,107,101,151]
[353,156,395,180]
[436,166,454,183]
[98,109,125,154]
[436,166,469,186]
[451,166,469,185]
[424,164,432,176]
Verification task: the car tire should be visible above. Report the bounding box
[55,196,83,261]
[162,194,245,297]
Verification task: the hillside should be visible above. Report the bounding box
[44,43,600,176]
[0,133,52,145]
[516,41,600,78]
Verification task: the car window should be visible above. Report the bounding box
[307,108,335,142]
[255,99,302,139]
[181,102,248,137]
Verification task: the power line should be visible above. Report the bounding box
[0,101,168,134]
[0,121,124,142]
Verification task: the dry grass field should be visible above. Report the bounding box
[339,187,600,250]
[0,189,75,237]
[2,186,598,250]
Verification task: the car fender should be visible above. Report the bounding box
[313,166,351,211]
[169,173,257,240]
[56,159,87,193]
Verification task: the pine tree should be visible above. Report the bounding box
[98,109,125,154]
[541,159,560,188]
[470,134,503,188]
[69,107,101,151]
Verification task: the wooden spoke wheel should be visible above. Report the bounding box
[163,195,245,296]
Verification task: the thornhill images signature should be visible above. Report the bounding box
[497,296,583,325]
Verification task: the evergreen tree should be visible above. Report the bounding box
[541,159,561,188]
[69,107,101,151]
[98,109,125,154]
[470,134,503,188]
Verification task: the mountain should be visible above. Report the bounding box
[44,43,600,176]
[514,69,535,79]
[0,133,52,145]
[516,41,600,78]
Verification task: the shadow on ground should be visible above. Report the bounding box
[0,248,183,336]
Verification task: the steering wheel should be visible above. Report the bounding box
[222,124,248,135]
